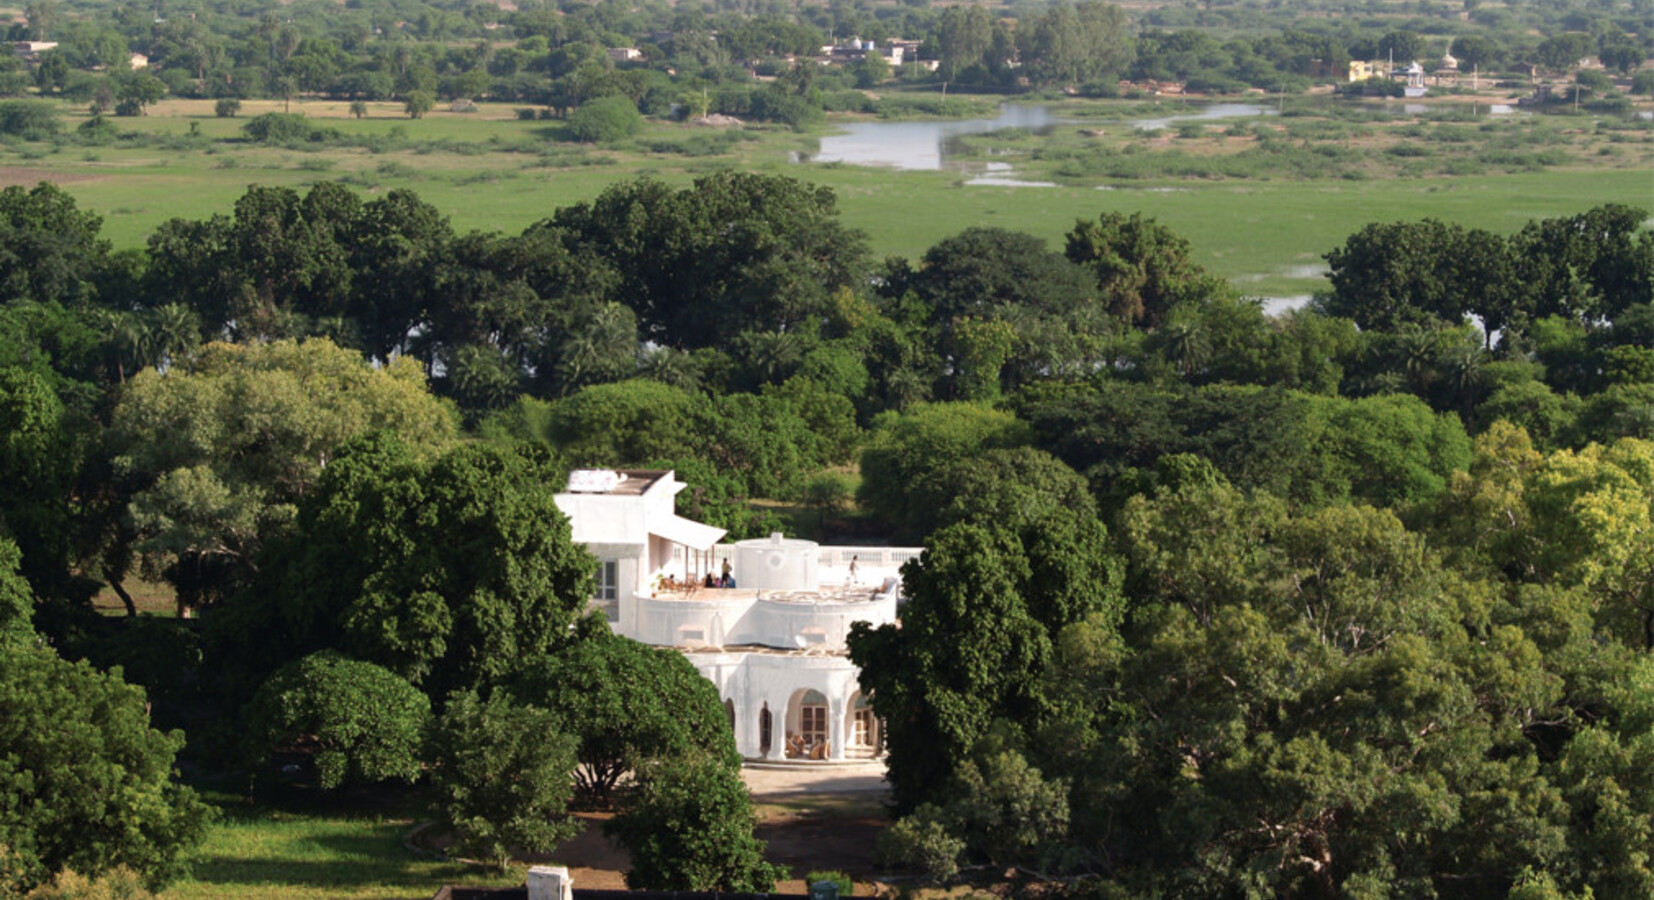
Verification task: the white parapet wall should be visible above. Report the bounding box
[527,866,571,900]
[626,586,898,650]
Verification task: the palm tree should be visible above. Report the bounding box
[147,303,201,371]
[637,346,699,392]
[1438,342,1485,423]
[101,310,153,382]
[1158,316,1211,379]
[555,302,637,394]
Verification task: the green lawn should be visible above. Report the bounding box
[163,793,522,900]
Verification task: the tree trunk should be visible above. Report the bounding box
[108,576,137,617]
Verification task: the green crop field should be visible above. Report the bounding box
[7,95,1651,300]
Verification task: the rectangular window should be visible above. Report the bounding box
[594,560,617,602]
[802,705,826,742]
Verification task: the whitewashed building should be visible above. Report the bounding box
[555,469,917,763]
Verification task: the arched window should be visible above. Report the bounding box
[759,703,772,755]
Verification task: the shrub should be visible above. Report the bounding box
[213,98,240,118]
[242,112,313,143]
[566,96,644,142]
[0,101,59,140]
[875,805,963,880]
[805,871,853,897]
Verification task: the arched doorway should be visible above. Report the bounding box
[787,688,829,759]
[724,698,735,733]
[759,703,773,757]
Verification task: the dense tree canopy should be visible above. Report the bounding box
[109,338,458,611]
[552,172,871,351]
[210,433,594,703]
[246,650,431,790]
[508,633,739,806]
[0,647,208,896]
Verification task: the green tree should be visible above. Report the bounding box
[113,72,165,115]
[507,634,739,807]
[403,90,434,118]
[0,366,81,603]
[429,689,581,871]
[553,173,870,351]
[1017,1,1133,88]
[935,5,991,83]
[1450,35,1501,71]
[914,228,1094,322]
[1523,438,1654,649]
[1066,211,1228,329]
[565,95,643,142]
[215,435,594,704]
[939,749,1069,867]
[0,182,111,307]
[0,101,58,139]
[605,753,783,891]
[548,379,700,466]
[857,402,1031,540]
[245,651,430,790]
[849,516,1121,812]
[109,339,457,612]
[853,52,890,88]
[0,537,33,647]
[1535,33,1593,72]
[0,647,209,895]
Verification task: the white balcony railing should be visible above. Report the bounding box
[670,544,924,570]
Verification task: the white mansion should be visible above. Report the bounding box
[554,469,917,763]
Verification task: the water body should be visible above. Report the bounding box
[806,102,1273,171]
[1130,102,1274,131]
[806,105,1068,170]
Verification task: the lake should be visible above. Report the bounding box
[805,102,1273,172]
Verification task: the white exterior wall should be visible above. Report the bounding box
[556,470,906,763]
[626,592,896,650]
[690,651,867,761]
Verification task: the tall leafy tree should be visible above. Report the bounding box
[508,633,739,807]
[553,172,870,350]
[214,434,595,703]
[430,689,581,872]
[245,650,431,790]
[1066,211,1228,330]
[0,183,111,308]
[0,647,209,895]
[605,753,782,892]
[109,338,457,612]
[850,514,1122,812]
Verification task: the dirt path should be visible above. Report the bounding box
[542,763,892,893]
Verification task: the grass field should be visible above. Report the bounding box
[5,95,1650,298]
[163,791,522,900]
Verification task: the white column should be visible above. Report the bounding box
[828,693,846,762]
[742,690,763,759]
